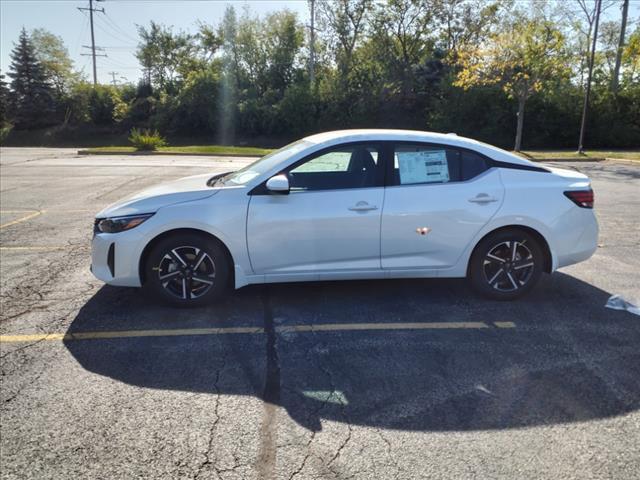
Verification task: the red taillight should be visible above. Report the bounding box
[564,189,594,208]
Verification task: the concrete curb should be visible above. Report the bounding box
[77,149,263,158]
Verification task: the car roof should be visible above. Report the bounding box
[302,129,534,166]
[304,129,461,144]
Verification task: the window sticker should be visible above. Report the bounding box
[398,150,449,184]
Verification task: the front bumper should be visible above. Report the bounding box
[91,231,144,287]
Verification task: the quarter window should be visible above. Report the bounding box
[392,144,489,185]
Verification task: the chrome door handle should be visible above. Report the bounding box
[348,201,378,212]
[468,194,498,204]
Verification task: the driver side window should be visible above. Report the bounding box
[287,144,382,191]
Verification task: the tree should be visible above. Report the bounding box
[621,25,640,85]
[197,22,223,63]
[318,0,372,80]
[30,28,80,96]
[436,0,503,58]
[7,28,56,129]
[612,0,629,91]
[369,0,437,96]
[263,11,304,94]
[598,21,621,84]
[135,22,197,93]
[561,0,616,87]
[455,19,569,151]
[0,73,9,125]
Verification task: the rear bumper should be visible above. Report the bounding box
[554,209,599,270]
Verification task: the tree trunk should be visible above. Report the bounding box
[514,97,526,152]
[612,0,629,92]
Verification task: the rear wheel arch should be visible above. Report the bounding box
[468,225,552,275]
[138,228,235,286]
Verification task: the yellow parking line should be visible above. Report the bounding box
[0,327,264,343]
[0,246,76,251]
[493,321,516,328]
[276,321,500,332]
[0,210,43,229]
[0,321,515,343]
[0,209,94,213]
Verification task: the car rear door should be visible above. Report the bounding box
[381,143,504,269]
[247,142,386,276]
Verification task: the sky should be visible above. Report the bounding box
[0,0,310,85]
[1,0,638,86]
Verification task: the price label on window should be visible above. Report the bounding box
[398,150,449,184]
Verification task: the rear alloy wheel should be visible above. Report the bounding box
[145,233,230,307]
[469,229,543,300]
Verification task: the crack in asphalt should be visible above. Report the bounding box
[257,287,281,480]
[286,324,355,480]
[375,430,402,480]
[192,351,227,480]
[1,242,89,322]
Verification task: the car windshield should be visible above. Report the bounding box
[216,139,313,186]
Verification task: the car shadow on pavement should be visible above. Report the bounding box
[64,273,640,432]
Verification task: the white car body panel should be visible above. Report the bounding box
[381,169,505,269]
[247,187,384,274]
[96,173,220,218]
[90,129,598,291]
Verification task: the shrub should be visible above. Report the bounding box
[128,127,166,151]
[0,124,13,144]
[88,85,117,125]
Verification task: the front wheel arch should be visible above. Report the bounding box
[467,225,552,276]
[138,228,235,287]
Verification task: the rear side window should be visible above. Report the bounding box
[392,144,489,186]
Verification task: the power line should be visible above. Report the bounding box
[102,11,140,44]
[77,0,106,86]
[93,14,134,45]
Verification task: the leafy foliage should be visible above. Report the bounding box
[1,2,639,150]
[128,127,167,151]
[30,28,80,96]
[455,18,569,150]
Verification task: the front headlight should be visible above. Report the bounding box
[95,213,154,234]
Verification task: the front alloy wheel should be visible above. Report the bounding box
[157,246,216,300]
[145,233,230,307]
[469,229,543,300]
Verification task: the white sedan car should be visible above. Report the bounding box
[91,130,598,306]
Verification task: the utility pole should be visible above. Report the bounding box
[578,0,602,154]
[108,71,119,86]
[308,0,316,88]
[78,0,105,85]
[612,0,629,92]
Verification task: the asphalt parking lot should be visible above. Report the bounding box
[1,147,639,479]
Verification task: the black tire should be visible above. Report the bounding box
[144,233,231,307]
[468,229,544,300]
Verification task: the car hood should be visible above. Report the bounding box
[96,173,221,218]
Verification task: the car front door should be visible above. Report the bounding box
[247,142,386,277]
[381,143,504,270]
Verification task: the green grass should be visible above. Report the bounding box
[82,145,274,156]
[519,150,640,161]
